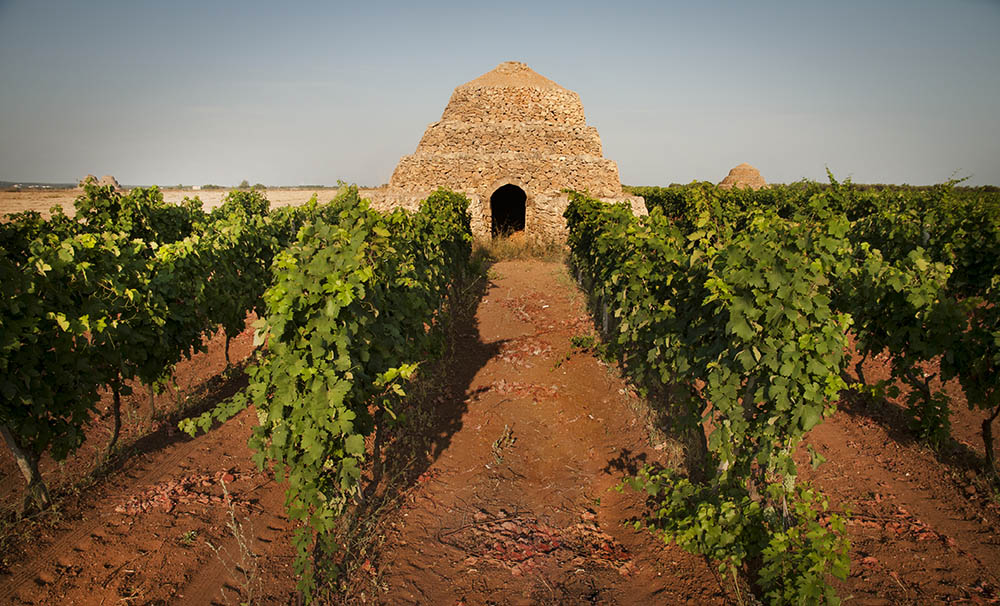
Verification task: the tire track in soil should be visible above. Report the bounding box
[0,437,196,603]
[1,407,298,605]
[179,477,292,605]
[0,323,301,605]
[803,403,1000,602]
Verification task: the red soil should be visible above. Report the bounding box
[0,259,998,605]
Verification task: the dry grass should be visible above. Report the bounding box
[472,232,566,264]
[0,187,338,218]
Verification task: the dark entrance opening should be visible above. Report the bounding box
[490,184,526,237]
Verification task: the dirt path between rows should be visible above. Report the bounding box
[0,259,725,605]
[373,259,722,605]
[3,258,999,605]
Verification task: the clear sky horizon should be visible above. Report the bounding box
[1,0,998,187]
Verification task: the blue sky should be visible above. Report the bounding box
[1,0,998,186]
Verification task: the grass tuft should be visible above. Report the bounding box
[472,232,566,264]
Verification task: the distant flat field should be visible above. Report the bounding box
[0,187,344,218]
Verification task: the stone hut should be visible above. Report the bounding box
[718,163,767,190]
[97,175,122,190]
[367,61,645,239]
[78,174,122,190]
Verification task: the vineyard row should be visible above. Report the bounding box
[565,179,999,605]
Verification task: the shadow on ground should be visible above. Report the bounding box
[327,267,504,595]
[0,356,255,573]
[837,388,987,476]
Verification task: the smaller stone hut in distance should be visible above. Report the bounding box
[367,62,645,240]
[98,175,122,190]
[78,174,123,190]
[718,163,767,190]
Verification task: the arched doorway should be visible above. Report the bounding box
[490,184,526,237]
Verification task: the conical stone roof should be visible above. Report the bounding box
[98,175,122,190]
[457,61,564,90]
[377,61,644,238]
[78,174,123,190]
[436,61,585,127]
[718,163,767,190]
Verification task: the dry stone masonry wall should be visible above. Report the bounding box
[390,154,623,199]
[368,61,645,240]
[415,122,604,157]
[718,163,767,190]
[440,87,587,126]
